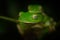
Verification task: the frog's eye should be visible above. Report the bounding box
[32,15,38,20]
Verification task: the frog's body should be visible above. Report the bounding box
[18,11,55,32]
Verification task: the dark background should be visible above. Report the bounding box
[0,0,60,40]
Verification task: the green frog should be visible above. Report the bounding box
[17,4,56,40]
